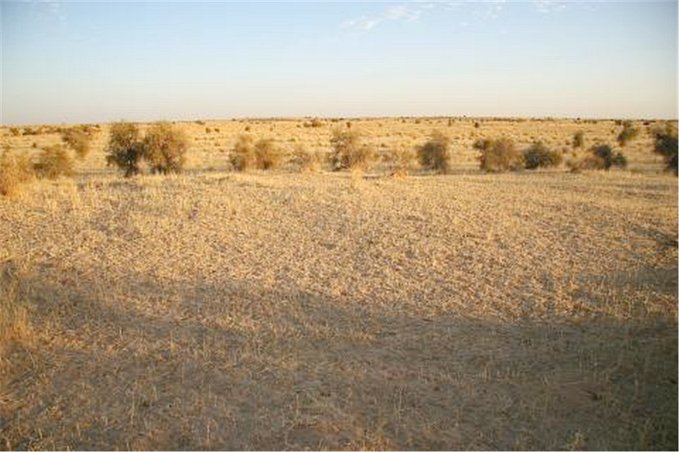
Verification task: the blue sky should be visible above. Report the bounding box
[1,1,677,124]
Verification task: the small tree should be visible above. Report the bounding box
[329,129,374,171]
[106,122,144,177]
[523,142,562,169]
[591,144,627,170]
[416,130,451,174]
[617,122,639,147]
[477,138,522,172]
[142,122,188,175]
[652,123,678,174]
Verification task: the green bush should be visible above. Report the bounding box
[329,129,374,171]
[142,122,188,175]
[523,142,562,169]
[477,138,522,172]
[416,130,451,174]
[652,123,678,174]
[105,122,144,177]
[33,145,74,180]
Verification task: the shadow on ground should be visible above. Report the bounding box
[1,264,677,450]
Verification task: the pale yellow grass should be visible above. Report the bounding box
[0,118,676,450]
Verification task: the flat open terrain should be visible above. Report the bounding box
[1,118,677,449]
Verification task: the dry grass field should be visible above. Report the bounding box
[1,117,677,450]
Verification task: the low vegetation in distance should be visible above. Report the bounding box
[2,116,675,197]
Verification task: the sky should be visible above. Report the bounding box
[1,1,677,125]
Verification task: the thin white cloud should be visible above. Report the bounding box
[534,0,567,14]
[341,4,424,32]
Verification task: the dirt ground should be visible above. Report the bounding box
[1,118,677,450]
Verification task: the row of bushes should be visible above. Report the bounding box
[103,122,677,177]
[4,122,673,196]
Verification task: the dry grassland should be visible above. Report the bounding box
[0,118,677,450]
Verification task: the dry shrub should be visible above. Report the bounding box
[0,150,33,197]
[416,130,451,173]
[303,118,323,128]
[569,144,627,172]
[0,260,31,353]
[386,145,416,178]
[143,122,188,175]
[254,138,282,170]
[472,138,492,152]
[592,144,627,170]
[106,122,144,177]
[568,156,606,173]
[33,144,74,180]
[523,142,562,169]
[329,129,374,171]
[229,136,281,171]
[477,138,522,172]
[573,131,584,149]
[291,145,322,173]
[652,122,678,174]
[230,135,256,171]
[61,126,94,160]
[617,122,639,147]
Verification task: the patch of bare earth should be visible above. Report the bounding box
[1,171,677,450]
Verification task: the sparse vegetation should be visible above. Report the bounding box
[229,136,282,171]
[1,117,677,451]
[652,122,678,174]
[229,135,257,172]
[617,122,639,147]
[290,145,322,173]
[477,138,522,172]
[253,138,282,170]
[573,131,584,149]
[0,259,31,353]
[0,150,33,197]
[329,129,374,171]
[32,144,74,179]
[304,118,323,128]
[523,142,562,169]
[142,122,188,175]
[61,126,95,160]
[592,144,627,170]
[386,145,415,178]
[416,130,451,173]
[106,122,144,177]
